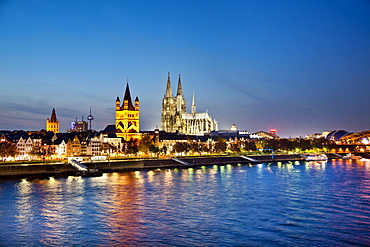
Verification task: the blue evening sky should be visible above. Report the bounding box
[0,0,369,137]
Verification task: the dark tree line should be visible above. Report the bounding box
[261,138,336,152]
[106,137,336,156]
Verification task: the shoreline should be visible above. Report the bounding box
[0,154,338,180]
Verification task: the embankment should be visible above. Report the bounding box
[0,154,307,179]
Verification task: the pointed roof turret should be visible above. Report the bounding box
[176,74,183,96]
[123,82,134,110]
[135,96,139,102]
[165,72,173,97]
[50,108,58,122]
[191,92,196,114]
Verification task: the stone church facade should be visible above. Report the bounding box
[160,73,218,135]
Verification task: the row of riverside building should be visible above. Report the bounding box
[0,128,275,161]
[0,130,122,161]
[1,73,284,161]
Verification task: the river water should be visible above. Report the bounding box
[1,159,370,246]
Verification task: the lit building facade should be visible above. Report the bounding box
[161,73,218,135]
[87,136,102,156]
[66,135,81,156]
[46,108,59,133]
[115,82,141,141]
[69,120,88,132]
[16,136,34,160]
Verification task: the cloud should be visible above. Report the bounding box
[214,73,270,103]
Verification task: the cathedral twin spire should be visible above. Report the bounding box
[165,72,173,97]
[161,72,187,132]
[164,72,187,111]
[176,74,183,96]
[165,72,184,97]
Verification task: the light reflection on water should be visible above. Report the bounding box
[0,160,370,246]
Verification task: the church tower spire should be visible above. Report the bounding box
[192,92,196,114]
[46,108,59,133]
[176,73,186,114]
[176,74,183,96]
[50,108,57,122]
[165,72,173,97]
[161,72,176,132]
[123,82,134,110]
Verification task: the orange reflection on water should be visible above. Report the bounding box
[163,169,174,186]
[100,172,143,244]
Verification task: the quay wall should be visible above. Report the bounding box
[247,154,304,162]
[178,154,304,165]
[0,163,77,179]
[0,154,307,179]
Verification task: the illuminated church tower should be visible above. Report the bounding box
[175,74,187,131]
[115,81,141,141]
[46,108,59,133]
[161,72,176,132]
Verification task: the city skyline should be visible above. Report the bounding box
[1,1,369,137]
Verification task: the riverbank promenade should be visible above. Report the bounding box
[0,153,343,179]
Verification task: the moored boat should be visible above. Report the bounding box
[305,154,328,161]
[342,153,362,160]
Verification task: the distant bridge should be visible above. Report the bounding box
[333,130,370,154]
[340,130,370,145]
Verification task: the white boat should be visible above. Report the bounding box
[342,153,362,159]
[305,154,328,161]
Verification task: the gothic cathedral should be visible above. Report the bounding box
[161,73,218,135]
[115,82,141,141]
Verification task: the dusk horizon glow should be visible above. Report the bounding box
[1,0,369,138]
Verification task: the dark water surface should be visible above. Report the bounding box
[1,159,370,246]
